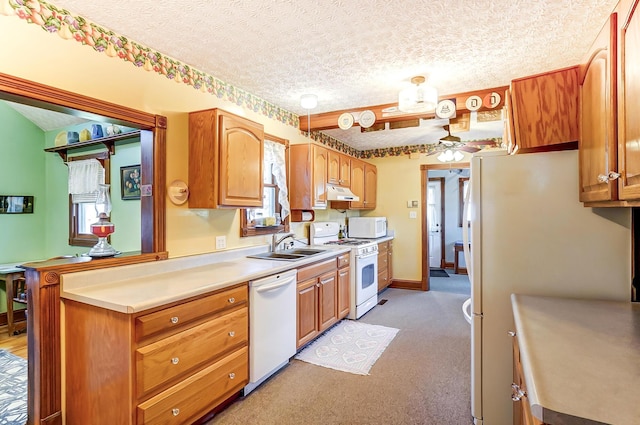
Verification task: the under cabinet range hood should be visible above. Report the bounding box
[327,185,360,201]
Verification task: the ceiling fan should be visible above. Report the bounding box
[429,125,500,160]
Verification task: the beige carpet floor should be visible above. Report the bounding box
[209,272,472,425]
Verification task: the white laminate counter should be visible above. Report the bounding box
[511,294,640,425]
[61,245,350,314]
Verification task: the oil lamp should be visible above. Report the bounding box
[87,183,117,257]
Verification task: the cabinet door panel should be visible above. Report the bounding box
[579,14,618,202]
[349,160,365,209]
[339,154,351,187]
[328,151,341,185]
[619,1,640,199]
[511,67,579,151]
[318,271,338,331]
[297,278,318,348]
[364,163,377,209]
[337,266,350,319]
[313,145,328,208]
[219,114,264,206]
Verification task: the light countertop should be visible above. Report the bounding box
[61,245,349,314]
[511,294,640,425]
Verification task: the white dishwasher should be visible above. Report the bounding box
[244,268,297,395]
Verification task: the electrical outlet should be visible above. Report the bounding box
[409,211,417,219]
[215,236,226,249]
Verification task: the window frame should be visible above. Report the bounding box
[68,152,111,246]
[240,134,290,237]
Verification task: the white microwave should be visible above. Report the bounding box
[348,217,387,239]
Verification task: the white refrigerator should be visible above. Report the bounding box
[463,149,632,425]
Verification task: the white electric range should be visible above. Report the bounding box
[310,222,378,319]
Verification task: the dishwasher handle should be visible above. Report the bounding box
[251,270,297,293]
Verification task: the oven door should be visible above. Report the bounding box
[355,250,378,305]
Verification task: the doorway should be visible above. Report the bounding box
[420,163,470,291]
[428,178,445,269]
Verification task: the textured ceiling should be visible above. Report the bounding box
[39,0,619,149]
[4,101,89,131]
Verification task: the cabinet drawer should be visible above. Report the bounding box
[136,308,248,397]
[137,346,248,425]
[337,253,350,268]
[377,252,388,271]
[135,285,247,341]
[297,258,336,282]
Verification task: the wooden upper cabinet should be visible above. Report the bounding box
[290,143,327,210]
[618,0,640,200]
[188,108,264,208]
[579,13,618,203]
[510,66,580,152]
[328,151,351,187]
[313,145,328,208]
[331,159,376,210]
[364,163,377,209]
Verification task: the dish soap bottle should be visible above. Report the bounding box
[338,225,344,239]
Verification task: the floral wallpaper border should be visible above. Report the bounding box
[2,0,502,159]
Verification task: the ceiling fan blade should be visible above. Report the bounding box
[460,146,480,153]
[465,139,499,146]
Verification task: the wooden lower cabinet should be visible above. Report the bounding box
[512,334,547,425]
[64,284,249,425]
[296,255,350,349]
[337,253,350,320]
[377,240,393,291]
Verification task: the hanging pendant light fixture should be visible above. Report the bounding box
[398,76,438,113]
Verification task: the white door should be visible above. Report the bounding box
[427,181,442,268]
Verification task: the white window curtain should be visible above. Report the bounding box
[264,140,290,221]
[68,159,105,203]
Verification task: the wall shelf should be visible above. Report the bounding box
[44,130,141,161]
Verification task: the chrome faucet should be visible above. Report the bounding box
[271,232,295,252]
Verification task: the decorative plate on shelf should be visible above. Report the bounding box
[358,110,376,128]
[338,113,354,130]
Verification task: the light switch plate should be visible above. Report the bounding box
[409,211,417,219]
[215,236,226,249]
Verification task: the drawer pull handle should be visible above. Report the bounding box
[171,357,179,365]
[170,316,179,324]
[172,408,180,416]
[228,297,235,304]
[229,331,235,337]
[229,372,236,379]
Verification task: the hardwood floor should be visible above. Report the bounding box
[0,325,27,359]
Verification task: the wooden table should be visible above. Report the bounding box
[0,267,27,336]
[453,241,469,275]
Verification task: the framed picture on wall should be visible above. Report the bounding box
[120,164,141,200]
[0,195,34,214]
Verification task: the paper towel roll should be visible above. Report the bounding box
[301,211,313,221]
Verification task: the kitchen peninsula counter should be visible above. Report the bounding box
[511,294,640,425]
[61,245,349,314]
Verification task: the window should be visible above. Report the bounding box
[69,152,110,246]
[240,135,290,237]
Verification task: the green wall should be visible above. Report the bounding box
[0,104,141,314]
[0,102,47,265]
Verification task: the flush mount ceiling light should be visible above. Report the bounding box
[300,93,318,110]
[398,76,438,113]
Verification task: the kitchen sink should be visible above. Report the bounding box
[247,248,327,261]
